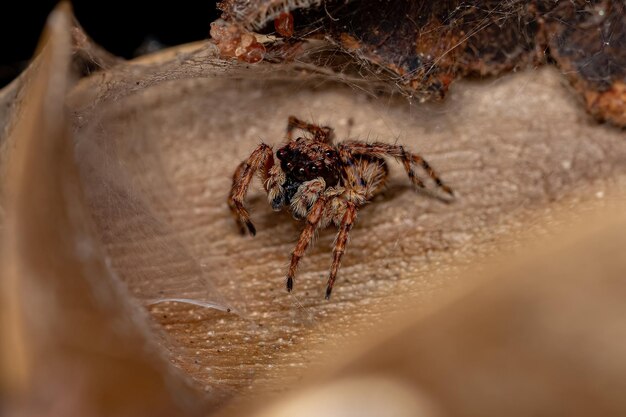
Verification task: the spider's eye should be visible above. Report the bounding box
[298,167,306,176]
[286,162,293,169]
[277,149,287,159]
[325,150,334,158]
[309,164,318,173]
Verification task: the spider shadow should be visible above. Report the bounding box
[245,194,305,235]
[374,181,456,206]
[246,180,454,237]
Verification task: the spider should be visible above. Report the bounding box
[228,116,454,299]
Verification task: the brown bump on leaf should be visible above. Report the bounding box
[274,12,294,38]
[339,33,361,51]
[544,0,626,126]
[585,81,626,126]
[211,19,266,63]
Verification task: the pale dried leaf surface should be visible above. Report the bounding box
[239,201,626,417]
[68,40,626,407]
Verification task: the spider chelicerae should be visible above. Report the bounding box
[228,116,454,299]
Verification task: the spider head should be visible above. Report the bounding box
[276,139,341,186]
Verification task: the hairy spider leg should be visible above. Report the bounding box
[341,141,454,196]
[228,143,275,236]
[286,115,334,143]
[356,156,390,200]
[286,196,326,292]
[265,164,287,210]
[290,178,326,219]
[320,156,388,298]
[326,202,357,299]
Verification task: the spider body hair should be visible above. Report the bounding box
[228,116,453,299]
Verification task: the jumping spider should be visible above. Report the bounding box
[228,116,454,299]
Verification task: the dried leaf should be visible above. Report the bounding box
[67,20,626,407]
[1,4,206,416]
[2,1,626,416]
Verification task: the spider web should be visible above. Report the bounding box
[74,102,235,314]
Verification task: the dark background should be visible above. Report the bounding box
[0,1,221,87]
